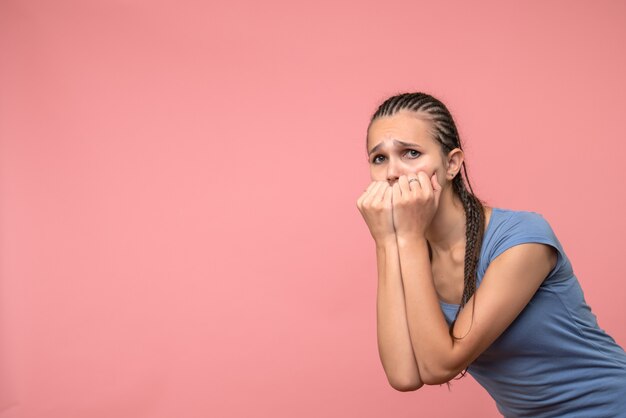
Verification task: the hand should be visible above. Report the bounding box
[356,181,395,244]
[391,172,442,239]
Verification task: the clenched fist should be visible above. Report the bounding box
[357,172,442,243]
[391,172,442,239]
[356,181,395,244]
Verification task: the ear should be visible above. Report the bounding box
[446,148,464,180]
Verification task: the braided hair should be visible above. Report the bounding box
[368,92,487,336]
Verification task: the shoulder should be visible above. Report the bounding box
[491,207,552,231]
[482,208,565,282]
[487,208,558,258]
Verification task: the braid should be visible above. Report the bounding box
[453,173,485,309]
[369,92,487,341]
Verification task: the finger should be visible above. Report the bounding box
[430,172,441,192]
[363,181,384,206]
[381,185,393,212]
[392,181,401,205]
[419,171,434,194]
[407,173,421,193]
[431,173,442,207]
[371,181,388,204]
[382,184,392,204]
[383,187,394,222]
[398,175,412,197]
[357,181,377,207]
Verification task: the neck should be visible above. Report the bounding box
[425,186,467,258]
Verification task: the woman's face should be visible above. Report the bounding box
[366,110,448,185]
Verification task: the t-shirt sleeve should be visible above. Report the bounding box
[487,211,568,282]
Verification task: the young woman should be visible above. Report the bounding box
[356,92,626,417]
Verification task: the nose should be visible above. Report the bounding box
[386,158,401,185]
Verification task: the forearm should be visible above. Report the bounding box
[396,234,458,384]
[375,238,423,391]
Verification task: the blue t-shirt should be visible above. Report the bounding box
[439,207,626,417]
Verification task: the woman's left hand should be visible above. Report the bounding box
[391,172,442,239]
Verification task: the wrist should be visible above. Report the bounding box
[375,235,398,250]
[395,232,427,248]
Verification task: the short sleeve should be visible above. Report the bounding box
[486,211,570,283]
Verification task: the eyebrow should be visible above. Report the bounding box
[368,140,422,156]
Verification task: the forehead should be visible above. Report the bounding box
[367,111,435,151]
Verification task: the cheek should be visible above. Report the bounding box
[406,158,434,173]
[369,166,384,181]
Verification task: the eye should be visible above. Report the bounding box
[405,149,421,159]
[371,155,385,164]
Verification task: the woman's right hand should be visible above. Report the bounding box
[356,181,395,244]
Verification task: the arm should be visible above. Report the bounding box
[357,181,423,391]
[396,235,557,385]
[375,237,423,391]
[390,172,557,385]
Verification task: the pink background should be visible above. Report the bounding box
[1,1,625,417]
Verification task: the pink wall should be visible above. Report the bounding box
[1,1,625,417]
